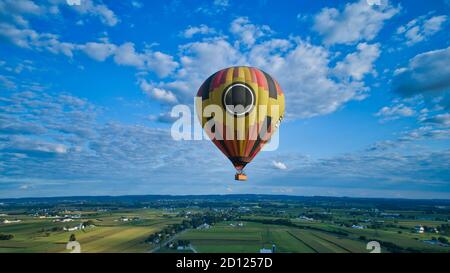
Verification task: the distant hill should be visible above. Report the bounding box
[1,194,450,208]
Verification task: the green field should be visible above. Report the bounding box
[0,196,449,253]
[176,221,368,253]
[0,209,182,253]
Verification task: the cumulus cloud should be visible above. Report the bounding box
[393,46,450,109]
[0,0,118,27]
[0,23,178,78]
[0,0,42,15]
[196,0,229,15]
[139,80,178,104]
[131,1,143,9]
[312,0,399,45]
[68,0,119,26]
[333,43,380,80]
[182,24,216,38]
[213,0,229,8]
[145,17,381,119]
[109,43,178,77]
[0,23,76,56]
[145,51,179,78]
[272,161,287,170]
[113,42,146,67]
[375,103,415,122]
[81,41,117,61]
[230,17,273,47]
[249,38,373,118]
[1,10,383,119]
[146,38,242,105]
[396,14,448,46]
[421,113,450,127]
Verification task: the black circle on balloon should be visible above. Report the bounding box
[222,82,256,116]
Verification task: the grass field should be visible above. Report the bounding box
[1,197,449,253]
[176,221,370,253]
[0,209,182,253]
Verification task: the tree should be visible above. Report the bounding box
[83,220,94,227]
[0,234,14,240]
[438,224,450,235]
[69,234,76,242]
[438,237,448,244]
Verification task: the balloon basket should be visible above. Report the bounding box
[235,173,247,181]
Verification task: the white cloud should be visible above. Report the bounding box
[249,38,373,118]
[147,18,381,119]
[0,75,17,89]
[393,46,450,109]
[333,43,380,80]
[131,1,143,9]
[148,112,178,123]
[112,42,178,77]
[19,184,30,190]
[1,135,68,155]
[196,0,229,14]
[0,22,178,78]
[70,0,119,26]
[1,90,449,198]
[230,17,273,47]
[152,38,242,103]
[140,80,178,104]
[0,0,118,27]
[213,0,229,8]
[312,0,399,45]
[1,13,381,121]
[422,113,450,127]
[81,41,116,61]
[397,14,448,46]
[0,22,76,56]
[0,90,227,196]
[182,24,216,38]
[113,42,145,67]
[375,103,415,121]
[272,161,287,170]
[0,0,43,16]
[145,51,179,78]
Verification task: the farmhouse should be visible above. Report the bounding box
[2,219,22,224]
[259,248,272,253]
[415,226,425,233]
[63,223,85,231]
[229,222,244,227]
[298,215,314,221]
[197,223,211,229]
[260,244,276,253]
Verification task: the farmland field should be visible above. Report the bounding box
[0,195,449,253]
[0,209,183,253]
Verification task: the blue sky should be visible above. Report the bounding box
[0,0,449,198]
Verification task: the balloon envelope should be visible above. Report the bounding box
[195,66,285,178]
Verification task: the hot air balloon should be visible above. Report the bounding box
[195,66,285,181]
